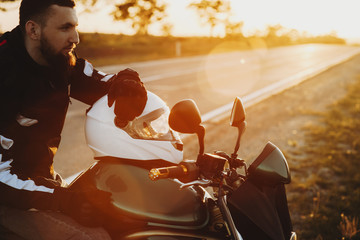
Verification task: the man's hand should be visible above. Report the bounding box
[107,68,147,126]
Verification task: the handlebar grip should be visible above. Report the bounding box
[149,165,188,181]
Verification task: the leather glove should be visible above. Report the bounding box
[107,68,147,126]
[54,187,112,227]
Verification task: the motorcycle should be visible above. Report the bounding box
[68,91,297,240]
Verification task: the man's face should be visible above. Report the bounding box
[39,5,79,67]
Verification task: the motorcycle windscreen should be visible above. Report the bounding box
[228,180,293,240]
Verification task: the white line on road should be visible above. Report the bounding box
[201,49,360,122]
[126,55,244,83]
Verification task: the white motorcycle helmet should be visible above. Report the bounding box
[85,91,183,164]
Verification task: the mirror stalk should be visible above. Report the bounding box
[196,125,205,156]
[231,121,247,159]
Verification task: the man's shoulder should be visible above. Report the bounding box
[0,37,17,76]
[0,26,24,54]
[0,27,28,75]
[0,32,10,52]
[0,34,8,47]
[0,30,18,64]
[0,32,23,88]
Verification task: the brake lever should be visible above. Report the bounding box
[176,179,211,189]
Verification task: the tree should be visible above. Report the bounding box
[264,24,292,46]
[1,0,16,12]
[112,0,167,35]
[188,0,231,36]
[225,21,244,38]
[161,23,173,37]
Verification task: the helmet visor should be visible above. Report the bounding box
[120,107,180,141]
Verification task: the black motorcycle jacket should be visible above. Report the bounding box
[0,26,115,211]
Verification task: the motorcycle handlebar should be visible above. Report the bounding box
[149,161,199,181]
[149,165,187,181]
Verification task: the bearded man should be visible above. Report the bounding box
[0,0,147,239]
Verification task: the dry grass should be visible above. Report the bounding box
[179,54,360,239]
[73,33,346,67]
[340,214,360,240]
[75,34,250,66]
[288,75,360,239]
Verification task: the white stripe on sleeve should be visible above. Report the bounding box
[0,159,54,193]
[83,60,114,82]
[83,60,94,77]
[100,74,114,82]
[0,135,14,150]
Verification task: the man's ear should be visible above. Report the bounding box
[25,20,41,40]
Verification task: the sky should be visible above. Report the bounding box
[1,0,360,43]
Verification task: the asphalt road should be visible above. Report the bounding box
[54,44,360,178]
[99,43,360,112]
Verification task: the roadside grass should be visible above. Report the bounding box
[74,33,346,67]
[287,75,360,239]
[75,34,251,66]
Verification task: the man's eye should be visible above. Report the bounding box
[60,26,72,31]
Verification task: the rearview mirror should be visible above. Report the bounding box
[169,99,202,134]
[230,97,246,127]
[169,99,205,155]
[229,97,246,158]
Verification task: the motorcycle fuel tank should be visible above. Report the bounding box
[70,160,209,230]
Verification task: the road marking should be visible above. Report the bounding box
[98,51,243,73]
[139,58,243,83]
[202,49,360,122]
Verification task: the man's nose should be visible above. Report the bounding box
[70,29,80,45]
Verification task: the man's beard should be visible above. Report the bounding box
[40,36,76,74]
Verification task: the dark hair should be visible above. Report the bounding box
[19,0,76,30]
